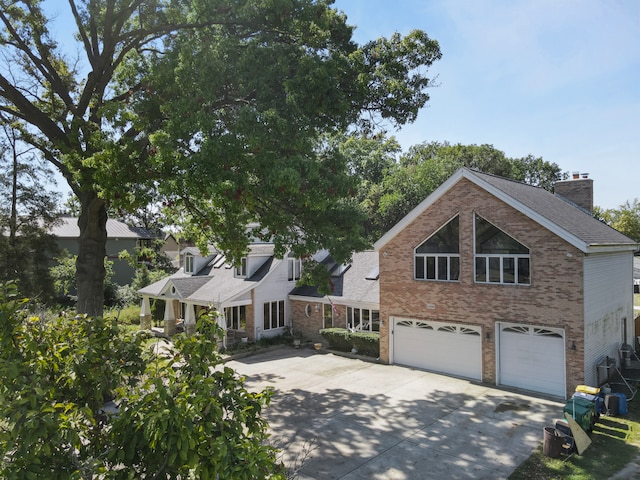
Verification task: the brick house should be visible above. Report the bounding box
[374,167,638,398]
[289,251,380,343]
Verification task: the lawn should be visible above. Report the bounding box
[635,293,640,307]
[509,389,640,479]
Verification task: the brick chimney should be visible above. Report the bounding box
[554,173,594,214]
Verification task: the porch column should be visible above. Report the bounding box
[139,297,152,330]
[217,310,227,349]
[164,299,177,336]
[184,303,197,335]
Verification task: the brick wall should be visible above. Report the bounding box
[291,299,348,343]
[378,179,585,394]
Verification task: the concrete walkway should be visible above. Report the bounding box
[227,347,563,480]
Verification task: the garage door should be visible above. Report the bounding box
[393,318,482,381]
[498,323,565,398]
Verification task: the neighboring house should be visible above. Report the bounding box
[138,241,302,343]
[374,167,638,398]
[634,256,640,294]
[289,251,380,343]
[160,233,181,268]
[50,216,157,286]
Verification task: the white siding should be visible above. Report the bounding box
[583,252,634,386]
[252,259,292,339]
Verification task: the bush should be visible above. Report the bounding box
[351,332,380,357]
[319,328,352,351]
[319,328,380,358]
[0,283,283,479]
[105,304,141,325]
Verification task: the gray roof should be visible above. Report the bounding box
[50,216,155,239]
[290,251,379,305]
[376,168,638,253]
[472,170,635,247]
[138,254,280,306]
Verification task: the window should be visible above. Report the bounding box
[288,257,302,281]
[263,300,285,330]
[235,257,247,278]
[323,303,334,329]
[415,216,460,281]
[225,306,246,330]
[184,254,194,274]
[474,215,530,285]
[346,307,380,332]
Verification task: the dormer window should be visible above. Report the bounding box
[288,257,302,281]
[474,214,530,285]
[415,216,460,282]
[235,257,247,278]
[184,253,194,274]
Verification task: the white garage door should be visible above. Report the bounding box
[498,323,565,398]
[393,318,482,381]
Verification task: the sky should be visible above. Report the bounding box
[42,1,639,210]
[333,0,640,210]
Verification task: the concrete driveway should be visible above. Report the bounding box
[226,347,563,480]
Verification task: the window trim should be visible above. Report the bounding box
[225,305,246,331]
[346,306,380,333]
[235,257,247,278]
[473,214,530,286]
[323,303,334,329]
[287,257,302,282]
[263,299,285,330]
[184,253,194,274]
[414,215,460,282]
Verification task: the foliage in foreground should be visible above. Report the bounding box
[0,283,282,479]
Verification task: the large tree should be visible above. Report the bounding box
[0,0,441,317]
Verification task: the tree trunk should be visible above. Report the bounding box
[76,192,107,317]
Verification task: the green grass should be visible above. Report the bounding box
[635,293,640,307]
[509,394,640,479]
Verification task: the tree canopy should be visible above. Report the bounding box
[354,140,566,241]
[0,0,441,316]
[596,199,640,243]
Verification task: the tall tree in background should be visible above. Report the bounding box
[0,0,441,317]
[359,141,565,241]
[0,122,59,299]
[596,200,640,242]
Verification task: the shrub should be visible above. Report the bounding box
[319,328,380,357]
[351,332,380,357]
[319,328,352,351]
[105,304,141,325]
[0,283,283,479]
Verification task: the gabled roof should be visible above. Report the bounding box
[289,251,379,305]
[375,167,638,254]
[138,254,280,306]
[50,216,155,239]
